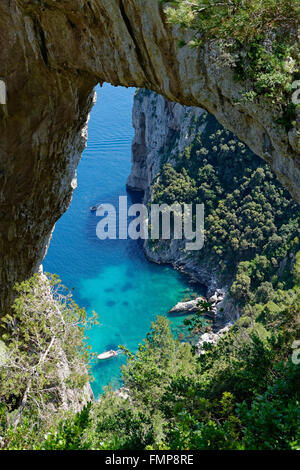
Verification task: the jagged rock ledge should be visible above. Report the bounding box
[168,290,225,316]
[168,297,205,315]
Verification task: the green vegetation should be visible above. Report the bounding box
[1,104,299,449]
[0,246,299,450]
[2,300,298,450]
[162,0,300,128]
[0,274,96,448]
[1,111,300,449]
[162,0,299,43]
[183,300,214,332]
[149,106,300,382]
[1,76,300,448]
[152,111,300,291]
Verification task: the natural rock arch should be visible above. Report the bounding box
[0,0,299,312]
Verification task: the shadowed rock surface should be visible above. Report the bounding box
[0,0,299,312]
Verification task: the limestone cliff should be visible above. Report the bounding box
[127,90,205,198]
[127,89,300,325]
[128,89,240,324]
[0,0,299,312]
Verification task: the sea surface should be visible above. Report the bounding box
[44,83,204,397]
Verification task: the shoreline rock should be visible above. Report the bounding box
[168,297,205,315]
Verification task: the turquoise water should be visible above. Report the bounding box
[44,84,204,397]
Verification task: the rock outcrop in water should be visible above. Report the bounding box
[0,0,299,312]
[168,297,205,315]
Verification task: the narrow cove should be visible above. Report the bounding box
[44,84,205,397]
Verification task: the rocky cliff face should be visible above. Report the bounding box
[127,90,205,197]
[128,89,240,324]
[0,0,299,312]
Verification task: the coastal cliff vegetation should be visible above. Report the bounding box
[0,0,299,451]
[150,109,300,307]
[1,290,299,450]
[163,0,300,128]
[1,119,300,448]
[0,275,95,448]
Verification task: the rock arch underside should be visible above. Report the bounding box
[0,0,299,313]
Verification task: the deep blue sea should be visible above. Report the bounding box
[44,84,204,397]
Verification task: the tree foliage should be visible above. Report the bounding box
[0,274,96,447]
[162,0,300,127]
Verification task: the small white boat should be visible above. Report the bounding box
[98,349,118,361]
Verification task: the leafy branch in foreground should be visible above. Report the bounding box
[183,300,213,332]
[41,300,300,450]
[0,274,97,438]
